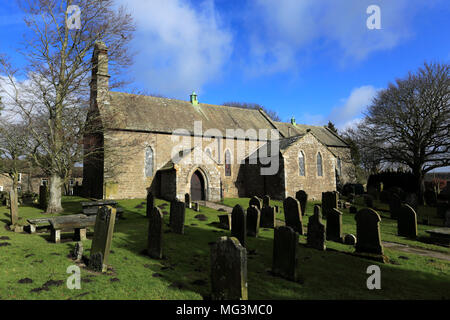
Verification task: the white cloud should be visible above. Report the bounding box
[119,0,233,97]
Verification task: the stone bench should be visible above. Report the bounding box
[49,214,97,243]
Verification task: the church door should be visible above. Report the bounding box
[190,170,205,201]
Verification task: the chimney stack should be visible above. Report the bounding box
[90,41,110,110]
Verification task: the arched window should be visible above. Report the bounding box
[225,150,231,176]
[337,157,342,176]
[145,146,154,177]
[317,152,323,177]
[298,151,305,176]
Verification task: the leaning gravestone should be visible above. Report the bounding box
[219,214,232,230]
[262,195,270,208]
[185,193,191,209]
[260,206,276,228]
[9,190,18,226]
[272,226,299,281]
[397,204,417,238]
[88,206,117,272]
[146,191,154,218]
[148,207,164,259]
[283,197,303,235]
[169,200,186,234]
[246,206,260,237]
[295,190,308,216]
[307,205,326,251]
[327,208,343,242]
[322,191,338,218]
[231,205,247,247]
[249,196,262,211]
[210,236,248,300]
[355,208,383,255]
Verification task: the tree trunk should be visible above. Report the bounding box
[47,173,63,213]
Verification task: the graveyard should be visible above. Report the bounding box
[0,194,449,300]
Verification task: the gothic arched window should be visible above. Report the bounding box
[317,152,323,177]
[145,146,154,177]
[298,151,305,176]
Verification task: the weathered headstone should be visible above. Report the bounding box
[262,195,270,208]
[169,200,186,234]
[193,202,200,212]
[272,226,299,281]
[260,206,276,228]
[249,196,262,211]
[9,190,18,226]
[219,214,232,230]
[274,205,279,213]
[355,208,383,255]
[326,208,343,242]
[295,190,308,216]
[246,206,260,237]
[322,191,338,218]
[283,197,303,235]
[148,207,164,259]
[185,193,191,209]
[231,204,247,247]
[397,204,417,238]
[388,192,402,219]
[88,206,117,272]
[404,193,418,210]
[306,205,326,251]
[146,191,154,218]
[210,236,248,300]
[74,242,83,261]
[343,234,356,245]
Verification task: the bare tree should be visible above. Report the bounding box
[351,62,450,203]
[0,0,135,213]
[222,101,282,122]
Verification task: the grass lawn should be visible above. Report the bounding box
[0,196,449,300]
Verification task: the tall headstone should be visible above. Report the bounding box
[148,207,164,259]
[260,206,276,228]
[272,226,299,281]
[246,206,260,237]
[231,204,247,247]
[283,197,303,235]
[146,190,154,218]
[249,196,262,211]
[88,206,117,272]
[262,195,270,208]
[169,200,186,234]
[307,205,326,251]
[355,208,383,255]
[397,204,417,238]
[295,190,308,216]
[326,208,343,242]
[185,193,191,209]
[388,192,402,219]
[9,190,18,225]
[39,185,48,211]
[210,237,248,300]
[322,191,338,218]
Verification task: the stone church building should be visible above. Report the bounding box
[83,42,355,202]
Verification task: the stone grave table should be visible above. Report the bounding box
[49,214,97,243]
[81,200,124,217]
[425,228,450,246]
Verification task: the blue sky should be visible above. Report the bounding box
[0,0,449,130]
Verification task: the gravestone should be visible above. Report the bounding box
[274,206,279,213]
[283,197,303,235]
[249,196,262,211]
[306,205,326,251]
[88,206,117,272]
[169,200,186,234]
[272,226,299,281]
[343,234,356,245]
[424,190,438,207]
[404,193,418,210]
[262,195,270,208]
[193,202,200,212]
[260,206,276,228]
[246,206,260,237]
[185,193,191,209]
[397,204,417,238]
[326,208,343,242]
[219,214,232,230]
[355,208,383,255]
[148,207,164,259]
[74,242,83,261]
[295,190,308,216]
[39,185,48,211]
[231,205,247,247]
[146,191,154,218]
[388,192,402,219]
[9,190,18,226]
[322,191,338,218]
[210,236,248,300]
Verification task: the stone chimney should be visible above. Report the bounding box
[90,41,110,110]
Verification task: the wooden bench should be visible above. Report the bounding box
[49,214,97,243]
[81,200,124,217]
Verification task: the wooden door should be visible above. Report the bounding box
[190,171,205,201]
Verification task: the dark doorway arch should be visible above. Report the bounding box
[190,170,206,201]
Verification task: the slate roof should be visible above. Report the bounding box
[100,91,349,147]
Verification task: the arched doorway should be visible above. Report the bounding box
[190,170,206,201]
